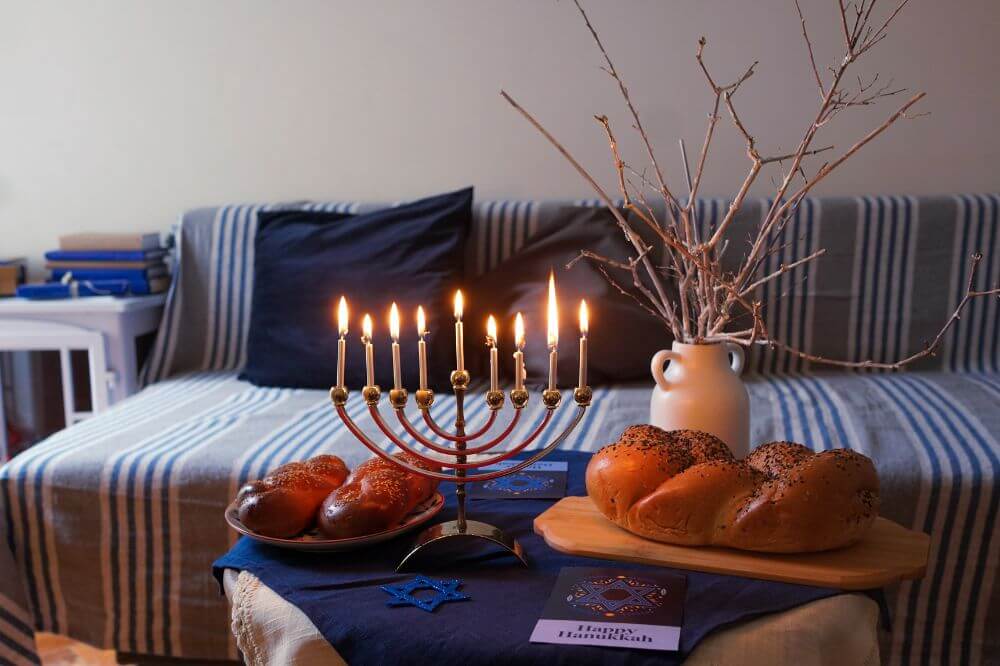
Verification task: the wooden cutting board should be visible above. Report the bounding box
[534,496,929,590]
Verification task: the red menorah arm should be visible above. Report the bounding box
[398,409,520,456]
[369,405,551,470]
[421,407,496,442]
[334,404,585,483]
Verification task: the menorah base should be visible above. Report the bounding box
[396,519,528,572]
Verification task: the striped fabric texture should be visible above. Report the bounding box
[0,372,997,664]
[1,194,997,665]
[140,195,998,386]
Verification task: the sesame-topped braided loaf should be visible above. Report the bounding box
[586,426,880,553]
[318,452,441,539]
[236,455,350,538]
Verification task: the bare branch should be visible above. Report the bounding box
[794,0,825,97]
[595,265,670,325]
[678,139,700,244]
[760,145,834,165]
[509,0,938,356]
[734,90,925,296]
[739,248,826,296]
[699,90,765,250]
[778,92,926,209]
[838,0,854,51]
[690,37,756,217]
[566,246,652,272]
[595,114,630,206]
[857,0,912,56]
[570,0,681,221]
[500,89,682,336]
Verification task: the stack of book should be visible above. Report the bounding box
[44,232,169,295]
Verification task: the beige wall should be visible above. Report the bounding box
[1,0,997,271]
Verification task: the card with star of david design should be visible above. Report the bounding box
[530,567,686,651]
[468,460,568,499]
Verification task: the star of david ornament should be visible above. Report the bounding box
[380,575,470,612]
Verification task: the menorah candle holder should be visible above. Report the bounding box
[329,373,593,571]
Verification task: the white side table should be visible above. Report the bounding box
[0,294,166,460]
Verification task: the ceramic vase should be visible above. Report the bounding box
[649,341,750,458]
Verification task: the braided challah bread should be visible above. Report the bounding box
[586,426,879,553]
[318,452,441,539]
[236,455,350,538]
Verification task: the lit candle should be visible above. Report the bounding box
[487,315,499,392]
[362,314,375,386]
[389,303,402,390]
[547,272,558,391]
[578,300,588,389]
[336,296,348,389]
[514,312,526,391]
[416,306,428,390]
[454,290,465,372]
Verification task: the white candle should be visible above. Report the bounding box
[487,315,499,392]
[548,349,557,391]
[578,300,588,389]
[547,272,558,391]
[514,312,525,391]
[416,306,428,390]
[336,296,348,389]
[362,314,375,386]
[454,290,465,372]
[389,303,402,390]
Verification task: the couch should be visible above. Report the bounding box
[1,193,997,665]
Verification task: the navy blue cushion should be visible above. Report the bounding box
[242,188,473,390]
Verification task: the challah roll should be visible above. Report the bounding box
[586,426,879,553]
[318,452,441,539]
[236,454,349,538]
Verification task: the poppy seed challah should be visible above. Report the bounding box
[585,426,879,553]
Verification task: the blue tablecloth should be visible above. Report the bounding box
[214,451,843,665]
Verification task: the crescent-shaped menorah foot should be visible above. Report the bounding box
[395,519,528,572]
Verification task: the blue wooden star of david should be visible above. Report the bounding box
[380,575,470,612]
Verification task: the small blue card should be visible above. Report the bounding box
[468,460,568,500]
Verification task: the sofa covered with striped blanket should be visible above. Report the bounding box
[1,194,997,665]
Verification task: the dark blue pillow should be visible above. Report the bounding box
[242,188,473,390]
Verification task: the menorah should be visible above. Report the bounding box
[327,277,594,570]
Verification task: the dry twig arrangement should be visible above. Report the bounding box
[502,0,999,370]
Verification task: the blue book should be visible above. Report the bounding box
[44,249,165,262]
[17,280,131,300]
[51,266,167,282]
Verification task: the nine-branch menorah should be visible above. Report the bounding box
[327,279,593,570]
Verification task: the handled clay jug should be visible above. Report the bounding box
[649,341,750,458]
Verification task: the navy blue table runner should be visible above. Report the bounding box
[214,451,843,665]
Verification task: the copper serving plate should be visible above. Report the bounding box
[225,492,445,552]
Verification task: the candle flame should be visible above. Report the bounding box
[362,314,373,341]
[514,312,525,349]
[417,306,426,338]
[487,315,497,345]
[580,300,589,337]
[337,296,348,336]
[454,290,464,320]
[389,303,400,341]
[547,271,558,348]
